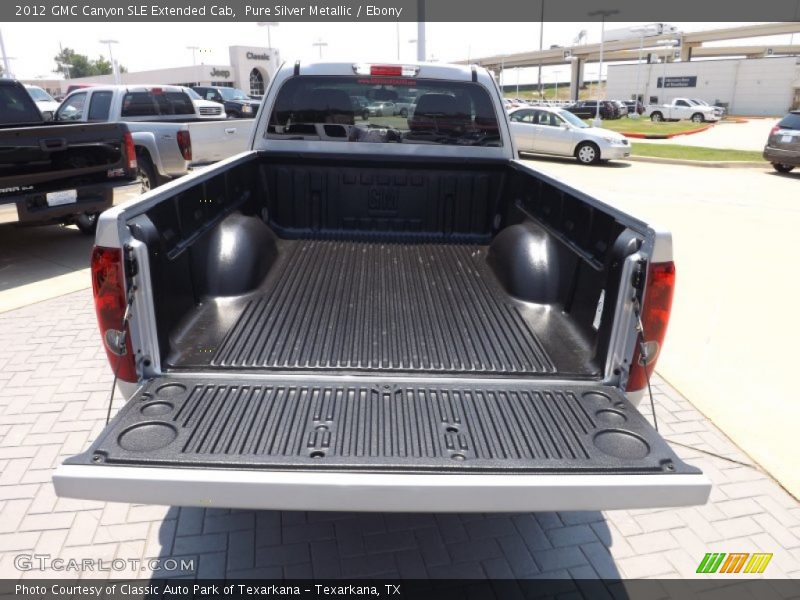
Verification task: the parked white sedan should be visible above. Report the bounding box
[509,106,631,165]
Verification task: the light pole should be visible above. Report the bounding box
[416,0,426,62]
[588,9,618,126]
[0,29,14,78]
[537,0,545,98]
[553,69,563,101]
[57,61,72,79]
[312,39,328,59]
[656,40,678,104]
[395,22,400,60]
[630,26,649,119]
[257,21,278,49]
[186,46,199,66]
[516,68,520,96]
[99,39,119,84]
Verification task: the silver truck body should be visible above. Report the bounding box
[56,85,253,181]
[54,62,710,512]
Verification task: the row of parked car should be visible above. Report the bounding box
[23,82,261,120]
[1,79,258,234]
[504,95,725,123]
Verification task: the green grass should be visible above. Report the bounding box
[630,143,765,162]
[585,119,708,135]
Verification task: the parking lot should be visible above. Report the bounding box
[1,159,799,581]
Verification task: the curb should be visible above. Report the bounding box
[622,124,714,140]
[626,155,767,169]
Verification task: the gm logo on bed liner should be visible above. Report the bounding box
[367,187,399,214]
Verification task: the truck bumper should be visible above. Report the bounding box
[0,179,139,226]
[53,464,710,512]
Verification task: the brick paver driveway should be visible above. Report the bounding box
[1,290,799,580]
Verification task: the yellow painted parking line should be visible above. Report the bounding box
[0,269,91,314]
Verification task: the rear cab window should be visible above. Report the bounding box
[778,113,800,130]
[121,90,195,118]
[0,84,42,124]
[266,75,501,146]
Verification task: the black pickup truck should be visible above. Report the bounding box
[0,79,141,234]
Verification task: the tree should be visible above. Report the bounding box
[53,47,126,78]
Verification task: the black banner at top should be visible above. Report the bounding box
[4,0,800,22]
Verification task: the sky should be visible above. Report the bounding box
[2,21,797,84]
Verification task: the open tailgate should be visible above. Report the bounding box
[54,376,710,512]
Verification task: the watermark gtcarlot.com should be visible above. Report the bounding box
[14,554,195,573]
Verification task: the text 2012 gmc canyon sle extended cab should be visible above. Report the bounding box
[54,62,710,512]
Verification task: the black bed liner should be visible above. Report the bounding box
[69,376,699,476]
[167,240,597,377]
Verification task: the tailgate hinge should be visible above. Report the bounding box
[123,244,139,282]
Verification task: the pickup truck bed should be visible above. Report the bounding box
[171,239,588,376]
[58,152,706,510]
[55,63,709,512]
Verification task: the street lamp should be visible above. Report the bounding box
[57,61,72,79]
[656,39,679,104]
[186,46,199,66]
[537,0,545,98]
[257,21,278,49]
[553,69,563,101]
[312,39,328,59]
[99,39,119,84]
[629,26,651,119]
[588,9,619,126]
[0,29,14,78]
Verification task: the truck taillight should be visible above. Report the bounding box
[770,125,780,135]
[91,246,137,383]
[176,130,192,161]
[627,261,675,392]
[123,131,137,170]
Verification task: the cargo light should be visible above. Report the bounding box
[91,246,137,383]
[627,261,675,392]
[123,131,137,171]
[176,130,192,161]
[353,64,419,77]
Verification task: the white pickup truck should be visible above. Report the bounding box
[645,98,721,123]
[55,85,253,190]
[53,62,710,513]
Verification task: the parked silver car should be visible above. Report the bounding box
[509,106,631,164]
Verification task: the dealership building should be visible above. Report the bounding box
[24,46,281,97]
[606,56,800,116]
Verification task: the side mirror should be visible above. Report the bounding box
[560,122,570,129]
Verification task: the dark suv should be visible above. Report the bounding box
[565,100,619,120]
[764,110,800,173]
[192,86,260,119]
[623,100,645,115]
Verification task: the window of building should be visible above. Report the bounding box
[250,68,265,97]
